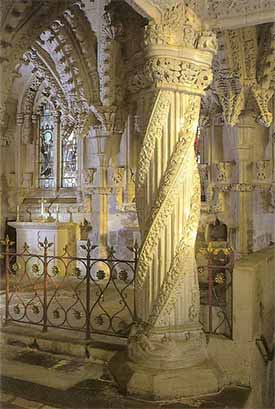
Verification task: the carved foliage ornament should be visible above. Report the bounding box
[129,57,213,94]
[144,3,217,53]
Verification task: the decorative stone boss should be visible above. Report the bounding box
[110,1,224,402]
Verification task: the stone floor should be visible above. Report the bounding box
[0,376,251,409]
[0,324,252,409]
[0,282,251,409]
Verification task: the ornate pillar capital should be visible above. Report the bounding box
[130,3,217,94]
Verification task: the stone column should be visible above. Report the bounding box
[206,115,225,205]
[229,115,267,255]
[54,111,61,190]
[34,110,41,189]
[272,98,275,183]
[87,127,111,258]
[15,113,24,205]
[111,3,224,400]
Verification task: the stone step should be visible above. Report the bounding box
[0,343,109,391]
[1,322,126,364]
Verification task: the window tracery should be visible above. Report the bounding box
[38,101,78,190]
[39,102,55,189]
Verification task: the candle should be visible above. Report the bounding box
[41,199,44,217]
[16,205,20,221]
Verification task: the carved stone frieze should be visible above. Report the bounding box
[206,0,275,19]
[213,183,273,192]
[144,3,201,48]
[22,75,44,114]
[24,48,68,113]
[129,57,213,94]
[143,0,275,21]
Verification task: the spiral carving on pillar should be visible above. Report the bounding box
[131,2,216,334]
[136,95,201,288]
[147,169,201,328]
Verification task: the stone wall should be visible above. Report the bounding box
[208,245,275,409]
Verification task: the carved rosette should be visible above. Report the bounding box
[255,160,271,181]
[215,161,235,183]
[130,2,216,353]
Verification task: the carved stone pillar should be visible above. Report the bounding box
[54,112,61,190]
[87,127,111,258]
[111,3,224,400]
[15,113,24,204]
[231,114,255,255]
[206,115,225,203]
[272,98,275,183]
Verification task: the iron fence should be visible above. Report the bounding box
[1,235,234,340]
[0,236,138,339]
[198,243,234,339]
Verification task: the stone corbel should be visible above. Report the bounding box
[254,160,271,182]
[83,168,97,186]
[207,188,225,214]
[112,166,125,186]
[214,161,235,183]
[217,87,245,127]
[251,86,274,128]
[112,166,125,209]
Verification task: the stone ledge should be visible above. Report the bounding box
[1,323,126,365]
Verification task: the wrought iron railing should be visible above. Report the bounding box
[198,242,234,339]
[1,235,234,340]
[0,236,138,339]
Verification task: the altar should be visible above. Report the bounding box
[8,222,79,257]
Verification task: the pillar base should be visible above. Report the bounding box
[110,355,225,400]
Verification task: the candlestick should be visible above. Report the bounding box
[56,204,59,223]
[16,205,20,221]
[41,199,44,218]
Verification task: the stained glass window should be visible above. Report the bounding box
[39,103,55,189]
[61,130,77,188]
[38,102,77,190]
